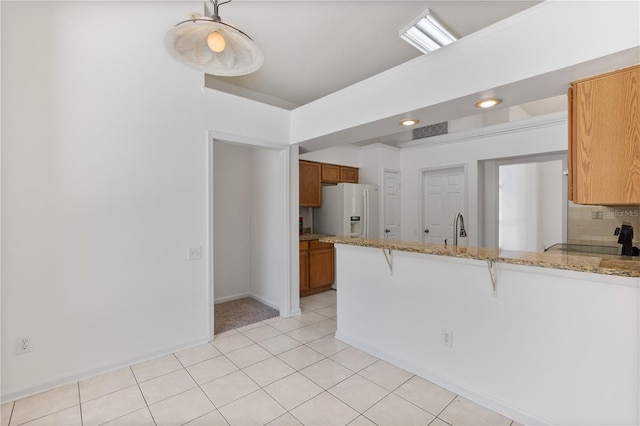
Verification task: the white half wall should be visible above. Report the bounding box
[334,244,639,425]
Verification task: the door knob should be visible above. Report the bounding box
[424,229,430,233]
[385,229,390,233]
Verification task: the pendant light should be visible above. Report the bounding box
[164,0,264,76]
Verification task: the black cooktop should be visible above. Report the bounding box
[544,243,621,256]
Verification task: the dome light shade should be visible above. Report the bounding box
[164,2,263,77]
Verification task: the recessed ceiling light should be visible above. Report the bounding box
[474,98,502,108]
[400,119,419,126]
[400,9,457,54]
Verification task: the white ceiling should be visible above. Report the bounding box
[203,1,541,110]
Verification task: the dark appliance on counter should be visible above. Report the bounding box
[614,223,638,256]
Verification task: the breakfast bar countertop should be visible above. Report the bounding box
[319,236,640,278]
[300,233,334,241]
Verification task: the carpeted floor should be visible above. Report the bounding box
[214,297,280,335]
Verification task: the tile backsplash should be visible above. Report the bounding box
[567,202,640,246]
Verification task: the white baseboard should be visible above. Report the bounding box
[1,336,209,404]
[248,293,279,312]
[334,330,551,426]
[213,292,250,304]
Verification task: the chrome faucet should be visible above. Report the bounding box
[453,213,467,246]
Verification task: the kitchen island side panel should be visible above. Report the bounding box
[334,244,639,426]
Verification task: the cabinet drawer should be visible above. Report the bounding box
[310,240,333,250]
[300,240,310,250]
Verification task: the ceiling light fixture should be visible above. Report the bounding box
[400,119,420,126]
[400,8,457,54]
[474,98,503,108]
[164,0,264,76]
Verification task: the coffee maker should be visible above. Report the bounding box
[615,223,636,256]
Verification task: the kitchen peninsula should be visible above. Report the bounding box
[322,237,640,425]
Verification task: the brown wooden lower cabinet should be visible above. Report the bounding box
[300,239,334,297]
[299,241,310,292]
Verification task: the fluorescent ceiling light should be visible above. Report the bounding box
[400,9,457,54]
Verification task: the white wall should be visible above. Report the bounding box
[290,1,639,146]
[537,161,564,250]
[499,163,540,252]
[298,145,361,167]
[1,1,293,401]
[214,143,252,302]
[1,1,208,399]
[400,114,567,247]
[250,149,288,311]
[299,144,400,237]
[335,245,640,425]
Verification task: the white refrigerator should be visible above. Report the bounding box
[314,183,379,238]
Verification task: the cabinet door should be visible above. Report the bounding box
[299,250,310,291]
[340,166,359,183]
[571,65,640,205]
[309,245,334,288]
[321,164,340,183]
[299,161,321,207]
[568,86,576,202]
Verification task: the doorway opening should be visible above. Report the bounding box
[482,153,567,251]
[211,140,289,337]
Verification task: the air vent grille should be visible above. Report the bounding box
[412,121,448,140]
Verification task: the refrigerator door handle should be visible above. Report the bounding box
[363,188,369,238]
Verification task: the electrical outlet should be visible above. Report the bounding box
[187,246,202,260]
[441,329,453,348]
[16,336,32,355]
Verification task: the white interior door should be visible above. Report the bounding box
[422,167,466,245]
[383,170,401,240]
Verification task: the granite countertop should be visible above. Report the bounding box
[319,236,640,278]
[300,233,334,241]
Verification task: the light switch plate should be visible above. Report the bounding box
[188,246,202,260]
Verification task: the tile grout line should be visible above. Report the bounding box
[180,356,225,425]
[129,365,158,426]
[77,382,83,426]
[7,401,14,426]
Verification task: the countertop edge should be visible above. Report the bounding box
[320,237,640,278]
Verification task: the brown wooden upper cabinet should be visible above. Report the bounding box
[300,160,359,207]
[568,65,640,205]
[299,160,321,207]
[320,163,359,184]
[339,166,359,183]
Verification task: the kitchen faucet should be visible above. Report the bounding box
[453,212,467,246]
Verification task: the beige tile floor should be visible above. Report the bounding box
[1,291,521,426]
